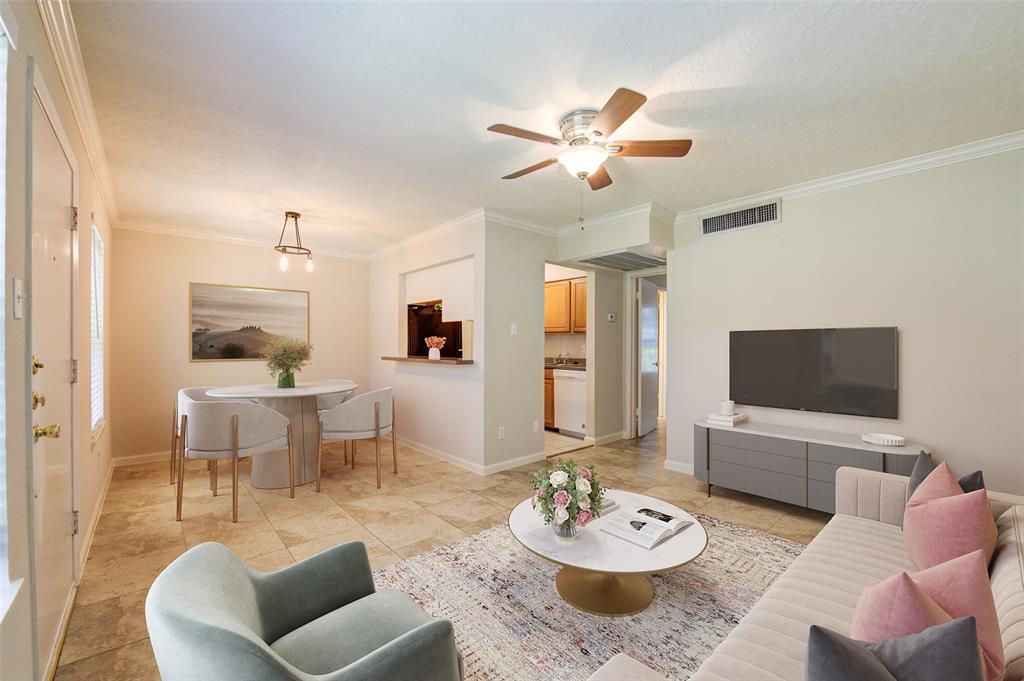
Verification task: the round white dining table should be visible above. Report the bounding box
[206,381,358,489]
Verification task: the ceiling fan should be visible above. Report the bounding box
[488,88,692,191]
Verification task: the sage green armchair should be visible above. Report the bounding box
[146,541,464,681]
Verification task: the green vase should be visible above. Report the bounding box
[277,372,295,389]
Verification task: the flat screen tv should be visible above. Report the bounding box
[730,327,898,419]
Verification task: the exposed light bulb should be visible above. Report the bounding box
[305,256,314,273]
[278,253,289,271]
[557,144,608,179]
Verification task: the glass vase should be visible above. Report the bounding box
[277,372,295,389]
[551,520,580,543]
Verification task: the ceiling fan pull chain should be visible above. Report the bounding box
[578,181,585,231]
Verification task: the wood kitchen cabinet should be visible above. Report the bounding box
[571,278,587,332]
[544,277,587,334]
[544,369,554,427]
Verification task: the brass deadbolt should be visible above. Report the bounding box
[34,423,60,442]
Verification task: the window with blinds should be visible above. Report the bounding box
[91,225,104,430]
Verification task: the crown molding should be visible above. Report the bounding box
[555,202,669,237]
[36,0,119,220]
[482,208,558,237]
[674,130,1024,226]
[114,220,373,262]
[367,208,487,261]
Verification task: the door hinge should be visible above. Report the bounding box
[71,510,79,536]
[69,358,78,384]
[71,206,79,231]
[635,407,641,417]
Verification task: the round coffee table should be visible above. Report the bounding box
[508,490,707,617]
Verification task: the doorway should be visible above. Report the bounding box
[628,270,667,440]
[29,68,79,676]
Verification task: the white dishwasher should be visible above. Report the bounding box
[553,370,587,437]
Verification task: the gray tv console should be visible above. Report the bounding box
[693,421,929,514]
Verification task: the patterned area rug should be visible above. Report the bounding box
[375,514,803,680]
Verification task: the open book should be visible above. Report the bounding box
[600,506,693,550]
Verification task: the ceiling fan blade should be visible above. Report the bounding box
[610,139,693,157]
[587,164,612,190]
[586,88,647,139]
[502,158,558,179]
[488,124,564,146]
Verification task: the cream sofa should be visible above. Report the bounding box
[589,467,1024,681]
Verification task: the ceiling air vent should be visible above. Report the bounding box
[702,200,780,236]
[578,251,666,271]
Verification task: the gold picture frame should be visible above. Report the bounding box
[189,282,310,362]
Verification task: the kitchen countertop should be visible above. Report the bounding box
[544,364,586,371]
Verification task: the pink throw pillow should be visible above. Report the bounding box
[912,550,1004,681]
[851,572,951,641]
[903,462,997,569]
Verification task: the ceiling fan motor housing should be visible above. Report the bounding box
[559,109,599,145]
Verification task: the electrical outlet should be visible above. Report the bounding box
[497,426,505,440]
[532,420,539,432]
[580,344,586,354]
[510,322,518,336]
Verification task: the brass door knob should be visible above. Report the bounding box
[32,355,44,374]
[32,391,46,410]
[34,424,60,442]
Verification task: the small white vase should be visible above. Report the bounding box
[428,347,441,361]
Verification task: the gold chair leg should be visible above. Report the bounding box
[211,460,218,497]
[343,439,348,466]
[231,415,239,523]
[315,422,323,493]
[287,424,295,499]
[351,439,356,470]
[391,396,398,475]
[176,415,187,521]
[170,400,178,484]
[375,401,382,490]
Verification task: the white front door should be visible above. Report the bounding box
[30,86,77,675]
[637,278,660,437]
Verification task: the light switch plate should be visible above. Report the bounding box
[12,278,23,319]
[510,322,518,336]
[532,420,539,432]
[497,426,505,440]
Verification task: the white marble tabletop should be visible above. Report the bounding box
[206,380,358,399]
[508,490,708,574]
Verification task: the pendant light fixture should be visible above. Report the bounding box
[274,211,314,272]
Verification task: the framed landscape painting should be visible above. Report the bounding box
[190,283,309,361]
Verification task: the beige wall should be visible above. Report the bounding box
[111,228,369,459]
[586,268,625,443]
[2,3,114,677]
[666,149,1024,492]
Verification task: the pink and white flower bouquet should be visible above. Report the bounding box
[531,459,605,541]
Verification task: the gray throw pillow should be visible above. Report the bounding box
[805,617,983,681]
[906,452,985,501]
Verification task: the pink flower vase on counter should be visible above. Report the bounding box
[424,335,446,361]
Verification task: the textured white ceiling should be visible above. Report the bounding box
[72,1,1024,256]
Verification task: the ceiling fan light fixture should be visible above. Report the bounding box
[557,144,608,179]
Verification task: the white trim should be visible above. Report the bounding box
[483,208,558,238]
[35,0,119,220]
[675,130,1024,227]
[111,450,169,467]
[664,459,694,476]
[394,436,486,475]
[76,458,111,575]
[0,0,18,49]
[583,432,626,446]
[482,450,547,475]
[115,219,372,262]
[623,267,667,439]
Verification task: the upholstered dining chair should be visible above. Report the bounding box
[316,388,396,491]
[169,387,252,486]
[177,401,293,522]
[311,381,358,465]
[146,541,464,681]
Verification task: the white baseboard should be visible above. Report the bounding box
[396,436,486,476]
[482,450,547,475]
[664,459,695,476]
[584,431,626,446]
[78,457,113,573]
[112,450,170,466]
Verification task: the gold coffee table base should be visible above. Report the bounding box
[555,566,654,617]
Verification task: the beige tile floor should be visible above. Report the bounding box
[54,429,829,680]
[543,429,592,457]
